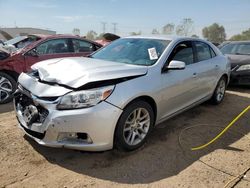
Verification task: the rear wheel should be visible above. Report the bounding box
[114,100,154,151]
[0,72,17,104]
[210,76,227,105]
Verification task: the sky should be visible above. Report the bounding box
[0,0,250,39]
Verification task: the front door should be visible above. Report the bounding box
[158,41,200,121]
[23,38,73,72]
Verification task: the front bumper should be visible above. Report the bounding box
[230,70,250,86]
[14,89,122,151]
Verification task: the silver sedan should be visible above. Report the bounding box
[14,36,230,151]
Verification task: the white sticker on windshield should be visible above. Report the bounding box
[148,47,158,60]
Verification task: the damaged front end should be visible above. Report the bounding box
[14,58,147,150]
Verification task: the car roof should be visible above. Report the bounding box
[227,41,250,44]
[124,35,208,42]
[20,34,102,53]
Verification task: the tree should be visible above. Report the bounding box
[230,28,250,41]
[162,23,175,35]
[130,31,141,36]
[176,18,194,36]
[152,29,160,35]
[86,30,97,40]
[202,23,226,43]
[191,34,199,38]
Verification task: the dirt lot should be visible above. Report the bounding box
[0,87,250,188]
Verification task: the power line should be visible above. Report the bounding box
[112,23,117,34]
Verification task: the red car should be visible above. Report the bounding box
[0,34,102,103]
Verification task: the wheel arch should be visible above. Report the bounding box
[221,73,229,85]
[0,69,19,81]
[121,95,157,124]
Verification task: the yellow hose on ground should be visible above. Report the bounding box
[191,105,250,151]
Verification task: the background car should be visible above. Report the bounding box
[220,41,250,85]
[95,33,120,46]
[0,34,102,104]
[0,34,43,53]
[15,36,230,152]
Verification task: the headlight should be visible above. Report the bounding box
[57,85,114,110]
[236,64,250,71]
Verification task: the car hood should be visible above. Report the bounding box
[31,57,148,89]
[226,54,250,68]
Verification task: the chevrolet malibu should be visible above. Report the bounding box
[14,36,230,151]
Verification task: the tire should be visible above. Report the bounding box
[114,100,155,151]
[0,72,17,104]
[210,76,227,105]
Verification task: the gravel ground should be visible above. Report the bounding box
[0,87,249,188]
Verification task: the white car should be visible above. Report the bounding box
[14,36,230,151]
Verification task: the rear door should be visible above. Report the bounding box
[70,39,101,57]
[192,41,219,99]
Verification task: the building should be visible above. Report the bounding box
[0,27,56,41]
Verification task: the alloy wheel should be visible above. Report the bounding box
[216,79,226,102]
[0,76,13,102]
[123,108,150,146]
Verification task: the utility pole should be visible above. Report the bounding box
[112,23,117,34]
[101,22,107,33]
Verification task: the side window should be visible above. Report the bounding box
[236,43,250,55]
[220,43,237,54]
[194,41,212,62]
[36,39,70,55]
[168,41,194,65]
[72,39,94,53]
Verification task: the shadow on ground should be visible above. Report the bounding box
[24,91,250,184]
[0,102,13,114]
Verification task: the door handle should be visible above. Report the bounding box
[192,73,197,78]
[215,65,219,69]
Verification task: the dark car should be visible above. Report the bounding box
[0,35,102,104]
[220,41,250,86]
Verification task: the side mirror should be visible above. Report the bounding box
[26,48,39,57]
[163,60,185,72]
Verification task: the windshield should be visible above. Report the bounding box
[92,38,170,66]
[221,43,250,55]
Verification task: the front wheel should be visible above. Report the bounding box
[210,76,227,105]
[0,72,17,104]
[114,100,155,151]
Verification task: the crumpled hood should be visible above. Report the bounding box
[31,57,148,88]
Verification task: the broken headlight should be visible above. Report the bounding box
[57,85,114,110]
